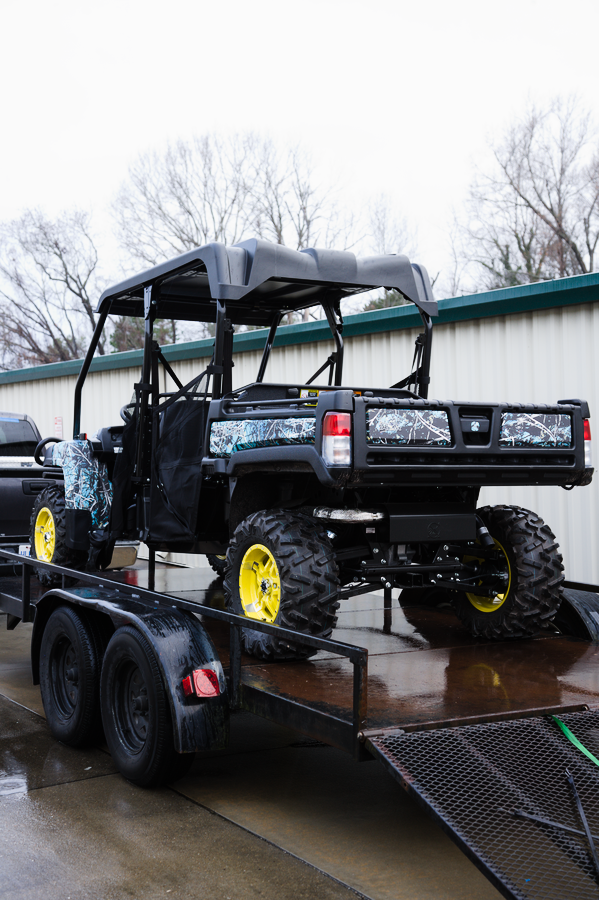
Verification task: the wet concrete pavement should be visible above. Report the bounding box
[0,614,501,900]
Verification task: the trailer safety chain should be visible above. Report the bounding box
[550,715,599,768]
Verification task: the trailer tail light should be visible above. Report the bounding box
[584,419,592,467]
[322,412,352,467]
[182,668,220,698]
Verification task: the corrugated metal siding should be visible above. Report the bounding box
[0,302,597,581]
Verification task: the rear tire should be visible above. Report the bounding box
[30,484,86,586]
[100,626,193,786]
[224,510,340,661]
[40,606,103,747]
[453,505,564,640]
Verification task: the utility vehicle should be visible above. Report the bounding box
[0,238,595,898]
[29,239,593,659]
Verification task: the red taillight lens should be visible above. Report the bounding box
[182,668,220,698]
[584,419,592,467]
[322,412,352,466]
[323,412,351,436]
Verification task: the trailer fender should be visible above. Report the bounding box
[32,588,229,753]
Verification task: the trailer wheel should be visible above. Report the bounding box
[100,626,194,787]
[453,505,564,640]
[224,510,340,661]
[40,606,103,747]
[30,484,86,586]
[207,553,227,576]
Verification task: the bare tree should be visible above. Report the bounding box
[112,134,261,268]
[113,133,358,267]
[251,142,355,251]
[113,133,363,326]
[455,97,599,291]
[360,195,419,311]
[0,209,105,368]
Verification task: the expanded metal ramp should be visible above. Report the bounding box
[368,710,599,900]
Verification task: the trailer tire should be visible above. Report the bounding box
[225,510,340,661]
[100,626,194,787]
[453,505,564,640]
[30,484,86,586]
[40,606,103,747]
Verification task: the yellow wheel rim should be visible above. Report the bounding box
[34,507,56,562]
[465,538,512,613]
[239,544,281,623]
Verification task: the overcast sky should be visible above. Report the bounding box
[1,0,598,292]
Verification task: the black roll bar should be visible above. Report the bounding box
[417,310,433,400]
[73,304,110,438]
[323,302,344,386]
[257,314,282,383]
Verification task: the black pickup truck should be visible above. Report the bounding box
[0,412,48,547]
[28,239,593,659]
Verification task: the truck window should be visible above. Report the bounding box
[0,417,38,456]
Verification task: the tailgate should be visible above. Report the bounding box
[352,397,588,486]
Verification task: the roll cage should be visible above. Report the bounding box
[73,238,438,440]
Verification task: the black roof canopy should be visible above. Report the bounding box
[97,238,437,326]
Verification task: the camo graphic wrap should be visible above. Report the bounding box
[499,413,572,448]
[367,408,451,446]
[210,417,316,457]
[52,440,113,528]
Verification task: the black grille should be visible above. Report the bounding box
[369,710,599,900]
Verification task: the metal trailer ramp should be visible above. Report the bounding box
[368,710,599,900]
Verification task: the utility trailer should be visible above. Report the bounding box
[2,551,599,900]
[3,237,599,898]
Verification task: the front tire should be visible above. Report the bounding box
[207,553,227,577]
[453,505,564,640]
[39,606,103,746]
[30,484,86,586]
[100,626,193,787]
[224,510,340,661]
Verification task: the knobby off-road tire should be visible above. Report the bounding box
[454,505,564,640]
[40,606,104,747]
[30,484,86,586]
[207,553,227,577]
[225,510,340,661]
[101,626,194,787]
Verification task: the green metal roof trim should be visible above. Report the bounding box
[1,272,598,386]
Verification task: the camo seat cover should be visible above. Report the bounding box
[52,440,113,530]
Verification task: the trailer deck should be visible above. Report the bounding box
[2,556,599,899]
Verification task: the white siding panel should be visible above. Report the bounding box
[0,300,597,581]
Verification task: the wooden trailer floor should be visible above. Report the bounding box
[117,563,599,733]
[4,558,598,731]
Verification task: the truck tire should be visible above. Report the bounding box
[30,484,86,586]
[100,626,194,787]
[224,510,340,661]
[207,553,227,576]
[453,505,564,640]
[39,606,103,747]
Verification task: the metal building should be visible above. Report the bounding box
[1,273,597,581]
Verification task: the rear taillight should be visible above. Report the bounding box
[322,412,351,467]
[584,419,592,467]
[182,668,220,698]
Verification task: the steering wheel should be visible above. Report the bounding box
[34,436,62,467]
[120,403,135,423]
